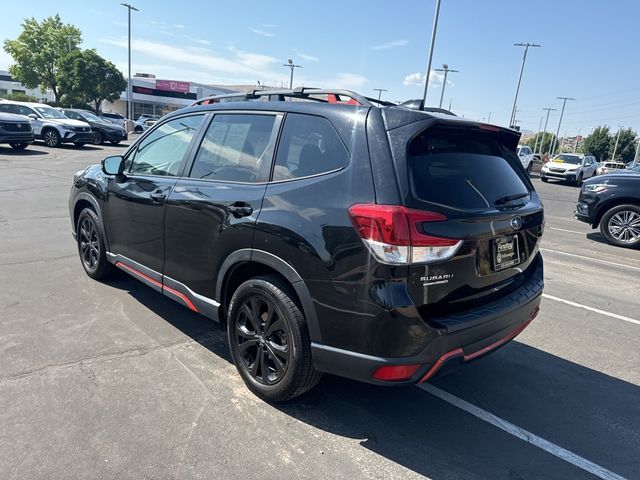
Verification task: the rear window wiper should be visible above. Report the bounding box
[494,192,529,205]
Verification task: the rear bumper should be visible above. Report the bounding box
[312,254,543,385]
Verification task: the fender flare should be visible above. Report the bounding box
[215,249,322,343]
[73,192,110,251]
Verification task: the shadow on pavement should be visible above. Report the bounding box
[0,146,48,156]
[106,273,639,479]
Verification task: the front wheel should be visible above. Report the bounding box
[541,177,548,183]
[575,174,583,187]
[43,129,61,148]
[91,131,103,145]
[600,205,640,248]
[76,208,113,279]
[9,143,28,150]
[227,275,322,402]
[526,162,533,174]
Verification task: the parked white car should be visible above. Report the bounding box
[0,100,92,147]
[516,145,534,174]
[540,154,597,186]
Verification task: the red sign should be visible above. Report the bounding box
[156,79,190,93]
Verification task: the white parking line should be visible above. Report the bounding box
[540,248,640,272]
[418,384,626,480]
[548,226,586,235]
[542,294,640,326]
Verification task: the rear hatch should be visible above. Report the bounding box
[389,121,543,322]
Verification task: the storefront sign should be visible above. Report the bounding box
[156,80,190,93]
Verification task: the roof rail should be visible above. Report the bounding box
[193,88,396,108]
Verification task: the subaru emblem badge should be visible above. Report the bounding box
[510,216,523,230]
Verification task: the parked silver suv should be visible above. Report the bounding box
[540,153,597,186]
[0,100,92,147]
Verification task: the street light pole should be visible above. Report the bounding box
[509,42,541,128]
[549,97,574,156]
[539,107,556,154]
[533,116,544,154]
[373,88,388,100]
[434,64,459,109]
[282,59,302,89]
[611,126,624,162]
[121,3,138,121]
[573,128,581,153]
[421,0,442,109]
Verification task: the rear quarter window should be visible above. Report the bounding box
[408,127,529,211]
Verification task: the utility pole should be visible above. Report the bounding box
[533,116,544,154]
[539,107,556,154]
[633,135,640,166]
[509,42,541,128]
[373,88,388,100]
[434,64,459,109]
[549,97,574,156]
[121,3,138,121]
[611,126,624,162]
[448,98,452,111]
[487,112,491,123]
[573,128,581,153]
[282,59,302,89]
[559,128,567,152]
[421,0,442,109]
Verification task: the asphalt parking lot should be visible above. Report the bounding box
[1,142,638,480]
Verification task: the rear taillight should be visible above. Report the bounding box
[348,204,462,264]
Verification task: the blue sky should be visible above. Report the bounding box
[2,0,639,135]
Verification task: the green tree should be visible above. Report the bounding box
[609,128,638,163]
[581,126,611,162]
[0,91,39,102]
[526,132,558,155]
[57,49,127,113]
[3,15,82,103]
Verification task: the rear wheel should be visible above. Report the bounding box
[9,143,28,150]
[227,275,322,402]
[600,205,640,248]
[76,208,113,279]
[43,129,61,148]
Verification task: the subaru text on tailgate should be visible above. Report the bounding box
[69,88,544,401]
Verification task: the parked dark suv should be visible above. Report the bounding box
[575,164,640,248]
[69,88,544,401]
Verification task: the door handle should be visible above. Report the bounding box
[227,204,253,218]
[150,191,166,203]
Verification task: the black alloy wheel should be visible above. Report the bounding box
[43,129,61,147]
[227,276,322,402]
[76,208,112,279]
[92,131,103,145]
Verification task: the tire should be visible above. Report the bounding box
[541,177,548,183]
[9,143,28,150]
[575,173,583,187]
[76,208,113,279]
[43,129,61,148]
[599,204,640,248]
[526,162,533,174]
[134,126,143,133]
[91,131,103,145]
[227,275,322,402]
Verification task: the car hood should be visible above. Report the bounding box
[47,118,90,128]
[92,121,123,131]
[0,112,31,122]
[548,161,580,170]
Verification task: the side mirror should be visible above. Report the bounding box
[102,155,125,176]
[28,114,38,120]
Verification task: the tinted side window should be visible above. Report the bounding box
[273,113,349,180]
[128,115,204,177]
[64,110,80,120]
[0,104,14,113]
[189,114,276,182]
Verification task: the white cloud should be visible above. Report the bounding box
[101,37,280,80]
[371,39,409,50]
[328,73,368,89]
[249,27,275,38]
[297,52,319,62]
[261,24,279,28]
[403,70,446,87]
[173,24,185,29]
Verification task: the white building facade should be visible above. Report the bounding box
[0,70,55,102]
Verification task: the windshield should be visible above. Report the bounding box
[554,154,581,165]
[35,107,67,119]
[80,111,106,123]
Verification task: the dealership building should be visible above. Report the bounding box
[101,73,238,119]
[0,70,55,102]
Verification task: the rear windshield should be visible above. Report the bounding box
[407,127,529,211]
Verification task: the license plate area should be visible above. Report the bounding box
[492,235,521,271]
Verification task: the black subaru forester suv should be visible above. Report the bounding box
[69,88,543,401]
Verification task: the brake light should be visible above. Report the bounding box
[348,204,462,264]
